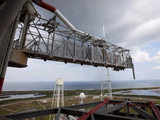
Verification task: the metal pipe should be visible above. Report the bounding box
[32,0,86,35]
[54,10,76,31]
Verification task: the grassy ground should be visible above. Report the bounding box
[2,86,160,96]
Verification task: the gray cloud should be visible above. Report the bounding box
[42,0,160,47]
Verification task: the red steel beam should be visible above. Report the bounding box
[32,0,56,12]
[0,77,4,92]
[150,102,160,120]
[78,98,109,120]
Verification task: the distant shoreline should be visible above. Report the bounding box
[3,80,160,91]
[1,87,160,105]
[2,86,160,93]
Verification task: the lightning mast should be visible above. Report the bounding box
[50,78,64,110]
[101,25,112,100]
[49,79,64,120]
[54,78,64,108]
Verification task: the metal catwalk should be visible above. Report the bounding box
[10,0,134,72]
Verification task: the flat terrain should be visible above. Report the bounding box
[1,87,160,117]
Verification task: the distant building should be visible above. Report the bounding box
[79,92,86,104]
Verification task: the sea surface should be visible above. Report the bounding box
[0,94,46,101]
[113,89,160,96]
[3,80,160,91]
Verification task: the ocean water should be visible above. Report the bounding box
[0,94,45,101]
[113,89,160,96]
[3,80,160,91]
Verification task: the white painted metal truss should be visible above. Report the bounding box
[12,5,134,72]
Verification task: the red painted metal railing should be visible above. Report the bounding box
[78,98,109,120]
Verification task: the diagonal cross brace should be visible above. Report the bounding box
[130,103,156,120]
[77,98,109,120]
[150,102,160,120]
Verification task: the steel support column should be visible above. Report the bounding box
[0,0,28,93]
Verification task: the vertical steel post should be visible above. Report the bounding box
[0,0,27,93]
[61,84,64,107]
[51,32,55,56]
[20,14,30,48]
[126,102,130,114]
[55,108,61,120]
[0,11,19,93]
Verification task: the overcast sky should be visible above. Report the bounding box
[5,0,160,83]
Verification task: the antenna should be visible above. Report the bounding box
[100,79,103,101]
[102,25,106,39]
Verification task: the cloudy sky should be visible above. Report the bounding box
[5,0,160,83]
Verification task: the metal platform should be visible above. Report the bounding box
[1,99,160,120]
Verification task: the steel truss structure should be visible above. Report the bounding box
[1,99,160,120]
[14,16,130,69]
[12,2,134,72]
